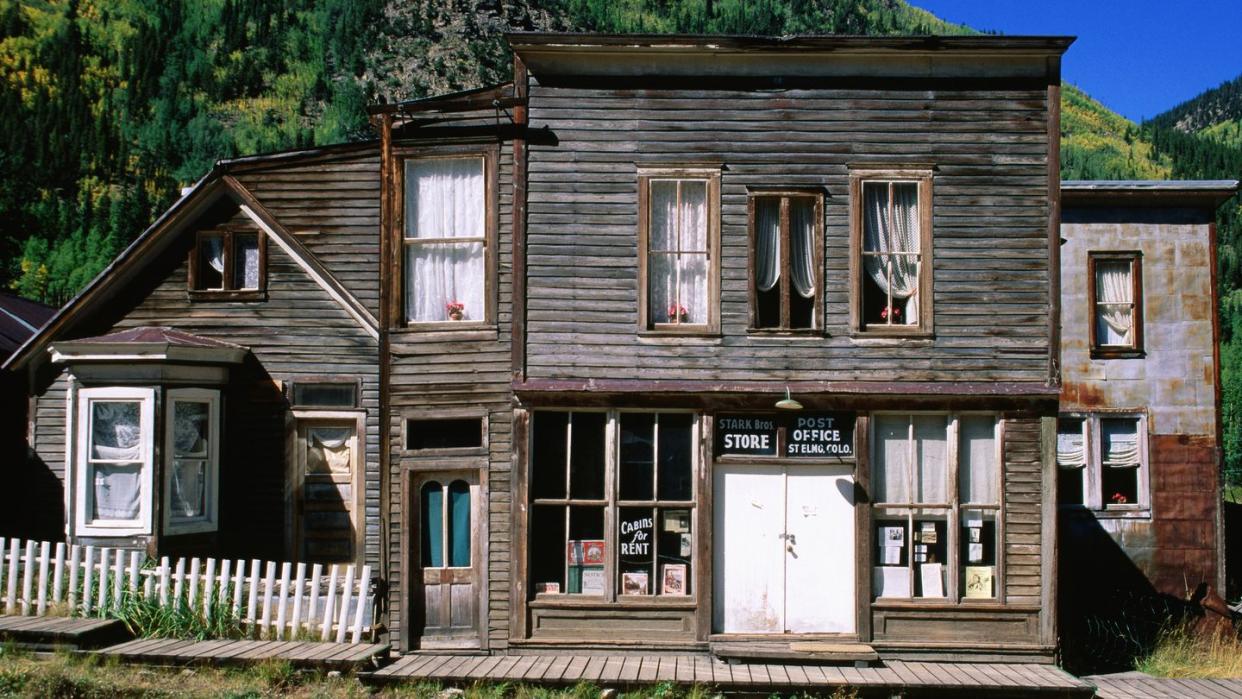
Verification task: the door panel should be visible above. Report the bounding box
[413,472,480,647]
[713,464,786,633]
[784,464,856,633]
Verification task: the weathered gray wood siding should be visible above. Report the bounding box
[386,117,516,649]
[26,181,381,566]
[524,82,1052,382]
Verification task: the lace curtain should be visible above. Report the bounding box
[235,236,260,290]
[307,426,353,475]
[755,199,780,292]
[873,415,911,503]
[754,198,816,298]
[958,416,997,505]
[404,158,485,322]
[649,180,708,324]
[170,401,209,519]
[1057,420,1086,469]
[1095,261,1134,345]
[90,401,142,520]
[914,415,947,504]
[863,182,920,323]
[1101,419,1140,467]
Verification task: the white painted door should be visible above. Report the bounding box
[784,464,855,633]
[713,464,786,633]
[713,463,856,634]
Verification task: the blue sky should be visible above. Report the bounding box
[910,0,1242,123]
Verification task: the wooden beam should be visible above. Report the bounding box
[511,56,530,382]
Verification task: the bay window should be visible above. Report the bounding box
[850,171,933,334]
[872,414,1000,601]
[402,154,492,325]
[639,169,720,333]
[529,411,697,598]
[750,192,822,331]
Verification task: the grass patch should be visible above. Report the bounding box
[1136,623,1242,679]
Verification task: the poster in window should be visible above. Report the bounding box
[965,566,994,599]
[881,526,904,546]
[622,572,649,596]
[919,563,945,598]
[661,564,687,595]
[567,539,606,566]
[581,567,606,595]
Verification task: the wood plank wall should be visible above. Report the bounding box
[385,108,516,650]
[523,81,1052,383]
[27,180,381,567]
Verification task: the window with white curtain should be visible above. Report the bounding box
[751,192,821,330]
[403,156,487,324]
[164,388,220,534]
[76,387,155,535]
[640,170,719,332]
[1090,253,1143,354]
[1058,414,1148,511]
[852,172,932,333]
[192,229,263,294]
[872,414,1000,601]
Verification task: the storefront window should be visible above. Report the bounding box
[529,411,696,598]
[872,414,1000,602]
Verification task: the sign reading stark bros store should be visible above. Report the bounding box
[715,413,856,458]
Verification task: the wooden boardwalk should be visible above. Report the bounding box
[0,615,129,650]
[1088,673,1242,698]
[368,654,1093,696]
[98,638,390,671]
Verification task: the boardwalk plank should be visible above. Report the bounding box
[542,655,572,682]
[393,655,442,678]
[466,655,505,680]
[783,663,811,686]
[427,655,472,680]
[710,659,733,686]
[563,656,590,683]
[507,655,538,682]
[605,655,630,683]
[522,656,555,682]
[636,656,657,683]
[674,656,695,684]
[656,657,678,682]
[766,664,790,687]
[580,656,606,683]
[488,655,524,681]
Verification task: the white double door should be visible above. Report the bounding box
[713,463,855,634]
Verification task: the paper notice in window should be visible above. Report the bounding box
[919,563,945,598]
[968,542,984,563]
[873,566,911,598]
[882,545,901,565]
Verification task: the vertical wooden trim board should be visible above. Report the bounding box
[1210,221,1226,594]
[509,408,530,641]
[378,111,395,645]
[1046,59,1063,388]
[511,57,529,382]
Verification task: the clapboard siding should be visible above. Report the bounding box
[524,81,1052,384]
[386,121,515,650]
[1002,416,1044,605]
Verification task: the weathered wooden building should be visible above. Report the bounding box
[4,32,1234,667]
[1057,181,1237,656]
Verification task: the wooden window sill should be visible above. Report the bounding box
[530,595,697,609]
[747,328,824,338]
[392,324,498,342]
[188,290,267,302]
[851,327,933,339]
[1091,348,1145,360]
[871,599,1006,610]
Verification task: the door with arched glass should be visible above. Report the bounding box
[412,471,481,647]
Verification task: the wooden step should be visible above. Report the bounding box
[711,640,880,666]
[0,616,132,651]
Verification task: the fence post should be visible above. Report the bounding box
[246,559,261,633]
[290,562,306,640]
[217,559,230,617]
[187,557,201,612]
[232,559,246,617]
[96,547,110,616]
[275,562,291,640]
[259,561,276,638]
[81,546,95,616]
[351,565,372,643]
[308,563,323,636]
[67,544,80,614]
[21,540,35,615]
[335,564,355,643]
[203,558,216,618]
[172,558,185,610]
[52,542,66,606]
[111,550,124,613]
[35,541,50,615]
[5,539,18,615]
[320,564,338,641]
[128,551,141,596]
[159,557,170,606]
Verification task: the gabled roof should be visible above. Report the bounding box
[0,292,54,358]
[4,148,380,375]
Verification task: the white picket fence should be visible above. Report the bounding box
[0,537,374,643]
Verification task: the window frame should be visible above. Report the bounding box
[1057,412,1150,515]
[188,227,267,300]
[75,386,157,537]
[527,409,700,605]
[394,147,498,331]
[747,189,825,333]
[1088,251,1144,358]
[162,388,221,536]
[402,407,489,458]
[637,167,722,336]
[870,412,1004,604]
[848,169,934,337]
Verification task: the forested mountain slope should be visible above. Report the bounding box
[2,0,1240,474]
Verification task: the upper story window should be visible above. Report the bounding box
[850,171,933,335]
[1057,413,1148,513]
[402,154,492,326]
[1089,252,1143,357]
[750,192,823,331]
[190,229,265,298]
[872,414,1000,601]
[638,169,721,334]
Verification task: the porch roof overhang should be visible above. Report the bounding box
[49,327,249,366]
[1061,179,1240,209]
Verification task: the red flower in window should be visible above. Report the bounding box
[880,305,901,321]
[1110,492,1128,505]
[446,301,465,321]
[667,304,688,322]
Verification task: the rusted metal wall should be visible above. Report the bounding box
[1059,206,1220,598]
